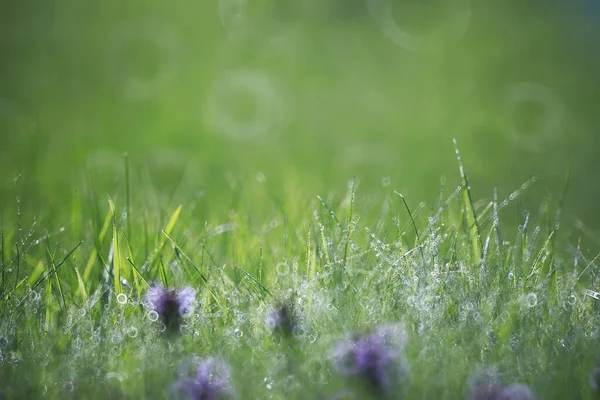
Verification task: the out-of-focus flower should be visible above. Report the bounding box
[264,301,295,337]
[174,357,235,400]
[331,325,409,393]
[146,284,196,332]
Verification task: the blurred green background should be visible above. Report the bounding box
[1,0,599,239]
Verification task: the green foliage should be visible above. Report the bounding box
[0,157,599,399]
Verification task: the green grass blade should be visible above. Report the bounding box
[108,196,122,294]
[453,138,482,265]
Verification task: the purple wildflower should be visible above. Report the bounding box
[174,357,235,400]
[467,383,537,400]
[331,326,409,393]
[264,301,296,337]
[146,285,196,332]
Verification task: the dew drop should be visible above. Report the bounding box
[234,328,243,338]
[127,327,138,338]
[264,377,273,390]
[526,293,538,308]
[276,262,290,276]
[508,272,514,281]
[147,310,159,322]
[116,293,128,305]
[111,333,123,345]
[31,290,41,302]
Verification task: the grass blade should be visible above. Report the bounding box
[453,138,482,265]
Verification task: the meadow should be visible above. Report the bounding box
[2,1,600,399]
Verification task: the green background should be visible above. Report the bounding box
[1,0,599,236]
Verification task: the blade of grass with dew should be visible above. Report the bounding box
[453,138,482,265]
[313,201,331,270]
[74,266,87,303]
[123,234,142,299]
[527,231,555,287]
[83,207,112,282]
[259,242,263,287]
[14,242,20,293]
[27,259,45,287]
[161,230,222,305]
[145,204,182,285]
[127,257,149,288]
[235,265,271,298]
[124,152,132,241]
[108,196,122,294]
[394,192,424,262]
[158,258,169,289]
[11,241,82,317]
[45,243,66,311]
[1,231,4,297]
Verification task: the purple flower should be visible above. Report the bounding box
[467,383,537,400]
[146,285,196,332]
[331,326,409,392]
[264,301,295,337]
[174,357,235,400]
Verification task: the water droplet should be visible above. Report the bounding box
[568,294,577,306]
[147,310,159,322]
[526,293,538,308]
[116,293,128,305]
[276,262,290,276]
[31,290,41,302]
[126,327,138,338]
[111,333,123,345]
[508,272,514,280]
[234,328,243,338]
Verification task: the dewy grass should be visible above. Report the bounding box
[0,159,599,399]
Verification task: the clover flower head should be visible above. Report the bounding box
[146,284,196,332]
[331,325,409,392]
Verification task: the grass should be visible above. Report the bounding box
[1,146,599,399]
[2,2,600,399]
